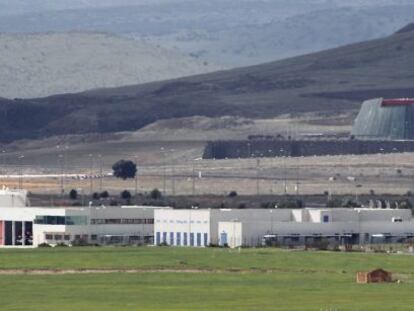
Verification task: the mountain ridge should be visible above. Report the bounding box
[1,26,414,143]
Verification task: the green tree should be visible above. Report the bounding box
[69,189,78,200]
[112,160,137,180]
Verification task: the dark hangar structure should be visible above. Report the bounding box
[351,98,414,140]
[203,98,414,159]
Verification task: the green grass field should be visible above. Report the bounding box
[1,247,414,310]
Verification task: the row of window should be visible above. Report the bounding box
[91,218,154,225]
[156,232,208,247]
[35,216,88,225]
[45,233,96,241]
[156,220,208,224]
[35,216,154,226]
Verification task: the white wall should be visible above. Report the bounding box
[218,221,242,248]
[154,209,210,246]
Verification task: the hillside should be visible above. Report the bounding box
[1,26,414,142]
[0,32,220,99]
[1,1,414,66]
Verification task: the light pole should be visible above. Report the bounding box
[134,155,138,196]
[18,154,24,189]
[192,158,202,196]
[280,148,287,195]
[256,158,260,195]
[160,147,166,195]
[170,149,175,196]
[98,154,103,192]
[88,154,94,194]
[58,154,64,196]
[1,149,5,175]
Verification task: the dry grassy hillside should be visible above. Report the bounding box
[0,32,220,99]
[1,26,414,142]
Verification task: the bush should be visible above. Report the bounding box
[71,238,90,247]
[69,189,78,200]
[238,203,247,209]
[120,190,132,200]
[38,243,51,248]
[149,188,162,200]
[92,192,100,200]
[55,242,69,247]
[100,190,109,198]
[228,191,238,197]
[112,160,137,180]
[398,200,413,210]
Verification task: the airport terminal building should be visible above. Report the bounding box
[0,188,161,247]
[154,208,414,248]
[1,188,414,248]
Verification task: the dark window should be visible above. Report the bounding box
[183,233,188,246]
[64,235,71,241]
[90,218,154,225]
[190,233,194,246]
[197,233,201,246]
[204,233,208,246]
[169,232,174,245]
[323,215,329,223]
[90,235,97,241]
[156,232,161,245]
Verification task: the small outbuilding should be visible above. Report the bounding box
[356,269,392,284]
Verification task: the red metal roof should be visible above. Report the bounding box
[381,98,414,106]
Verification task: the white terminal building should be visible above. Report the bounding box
[0,187,164,247]
[1,187,414,248]
[154,207,414,248]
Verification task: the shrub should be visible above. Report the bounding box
[71,238,89,247]
[100,190,109,198]
[120,190,132,200]
[92,192,100,200]
[149,188,162,200]
[55,242,69,247]
[238,203,247,209]
[228,191,238,197]
[38,243,51,248]
[69,189,78,200]
[112,160,137,180]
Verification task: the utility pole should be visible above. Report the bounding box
[134,156,138,196]
[192,160,196,196]
[59,154,64,196]
[171,149,176,196]
[98,154,103,192]
[1,149,5,175]
[18,155,24,189]
[256,158,260,195]
[160,147,166,195]
[89,154,94,195]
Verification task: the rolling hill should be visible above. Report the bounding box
[1,1,414,66]
[0,32,220,99]
[1,25,414,143]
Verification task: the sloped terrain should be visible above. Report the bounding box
[1,26,414,142]
[1,1,414,66]
[0,32,220,99]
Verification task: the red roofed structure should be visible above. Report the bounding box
[382,98,414,106]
